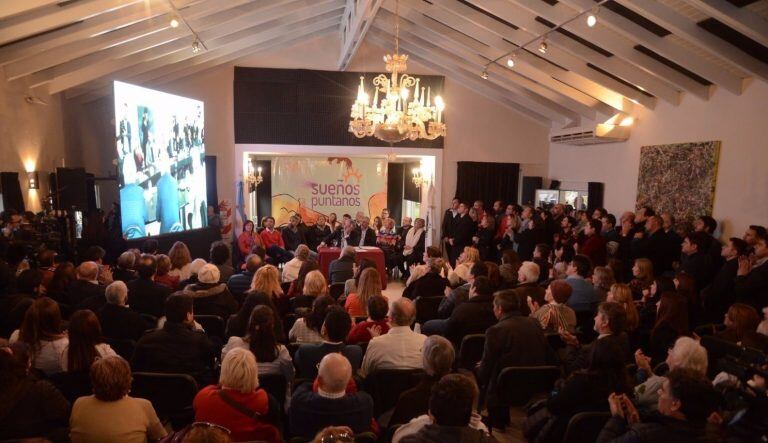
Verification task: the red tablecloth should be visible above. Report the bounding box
[317,247,388,289]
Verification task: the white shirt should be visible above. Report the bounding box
[403,228,424,256]
[221,337,295,382]
[10,329,69,375]
[359,326,426,377]
[282,258,303,283]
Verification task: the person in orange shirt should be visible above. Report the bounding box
[259,216,293,265]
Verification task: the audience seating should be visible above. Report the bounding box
[194,315,225,343]
[258,373,288,412]
[497,366,561,407]
[694,323,726,337]
[363,368,425,417]
[131,372,199,428]
[48,370,92,404]
[563,411,611,443]
[457,334,486,370]
[328,282,345,300]
[414,296,442,325]
[140,313,158,329]
[104,337,136,360]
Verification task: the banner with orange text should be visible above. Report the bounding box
[271,157,387,226]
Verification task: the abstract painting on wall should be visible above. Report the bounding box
[636,140,720,224]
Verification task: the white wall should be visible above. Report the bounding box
[548,80,768,238]
[64,34,550,216]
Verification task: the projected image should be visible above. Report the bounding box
[114,81,207,239]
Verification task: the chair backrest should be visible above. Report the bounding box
[194,315,225,342]
[497,366,561,407]
[563,411,611,443]
[694,323,725,338]
[354,432,378,443]
[258,373,288,412]
[104,337,136,360]
[414,296,443,325]
[140,313,158,329]
[131,372,199,425]
[329,282,346,300]
[575,310,597,342]
[48,369,92,404]
[363,368,425,416]
[458,334,486,370]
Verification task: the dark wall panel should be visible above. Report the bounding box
[234,67,445,149]
[0,172,24,212]
[387,163,404,223]
[521,176,543,206]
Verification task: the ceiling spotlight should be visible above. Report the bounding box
[481,69,488,79]
[587,6,599,27]
[538,39,548,54]
[170,15,180,28]
[506,56,515,68]
[192,40,201,53]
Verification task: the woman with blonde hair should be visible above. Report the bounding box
[344,267,381,317]
[607,283,640,332]
[282,244,310,283]
[154,254,180,290]
[193,348,280,442]
[448,246,480,286]
[292,270,327,312]
[250,265,283,300]
[167,241,193,281]
[629,258,654,300]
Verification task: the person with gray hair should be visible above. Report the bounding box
[282,244,311,283]
[97,281,150,341]
[112,251,137,282]
[633,336,708,414]
[357,216,377,247]
[360,298,427,377]
[67,261,107,308]
[390,335,456,426]
[289,353,374,439]
[328,246,356,284]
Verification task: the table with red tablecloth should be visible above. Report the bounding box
[317,247,388,289]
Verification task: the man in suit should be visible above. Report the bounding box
[227,254,262,303]
[701,238,746,322]
[131,294,216,386]
[631,215,670,275]
[441,198,460,241]
[661,212,682,267]
[98,280,150,341]
[734,232,768,310]
[328,246,357,284]
[294,306,362,379]
[477,289,549,425]
[356,216,377,247]
[306,214,332,251]
[289,353,374,439]
[322,218,360,249]
[127,255,172,318]
[564,255,599,314]
[443,275,496,345]
[560,301,631,374]
[67,261,107,308]
[449,203,476,267]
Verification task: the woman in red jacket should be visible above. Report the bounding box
[238,220,263,257]
[193,348,280,443]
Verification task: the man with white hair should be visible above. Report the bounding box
[98,281,149,341]
[360,298,427,377]
[112,251,137,283]
[357,216,377,247]
[67,261,107,308]
[289,353,374,439]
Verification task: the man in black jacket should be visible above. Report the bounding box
[98,280,150,341]
[127,255,171,318]
[680,232,715,292]
[441,198,459,241]
[355,216,377,247]
[631,215,672,276]
[478,289,549,423]
[444,276,496,345]
[67,261,106,308]
[322,219,360,249]
[226,254,262,303]
[306,215,332,251]
[328,246,357,284]
[281,215,306,253]
[449,203,476,267]
[701,237,746,322]
[131,294,216,386]
[560,301,631,374]
[734,232,768,310]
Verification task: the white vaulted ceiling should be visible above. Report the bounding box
[1,0,767,126]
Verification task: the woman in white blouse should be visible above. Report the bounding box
[221,305,294,383]
[60,310,117,372]
[289,295,336,343]
[10,297,68,375]
[282,244,310,283]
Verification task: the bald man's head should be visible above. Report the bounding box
[78,261,99,281]
[390,298,416,327]
[318,353,351,394]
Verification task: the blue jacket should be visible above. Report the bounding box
[565,276,599,313]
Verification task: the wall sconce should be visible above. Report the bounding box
[246,164,263,188]
[27,171,39,189]
[411,167,424,188]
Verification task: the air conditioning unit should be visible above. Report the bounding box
[550,123,630,146]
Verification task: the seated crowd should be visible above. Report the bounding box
[0,202,767,443]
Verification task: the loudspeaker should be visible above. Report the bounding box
[55,167,88,210]
[550,179,561,190]
[521,176,543,206]
[0,172,24,212]
[587,182,604,213]
[205,155,218,211]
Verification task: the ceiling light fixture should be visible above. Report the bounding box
[538,39,548,54]
[481,70,489,79]
[192,40,201,53]
[587,6,599,27]
[506,56,515,68]
[169,15,180,28]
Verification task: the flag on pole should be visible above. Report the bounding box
[425,179,436,248]
[234,180,247,238]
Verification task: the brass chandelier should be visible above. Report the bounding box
[348,0,445,144]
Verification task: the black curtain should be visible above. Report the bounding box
[387,163,404,224]
[205,155,218,212]
[0,172,24,212]
[456,161,520,207]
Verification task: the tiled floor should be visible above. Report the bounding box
[382,279,527,443]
